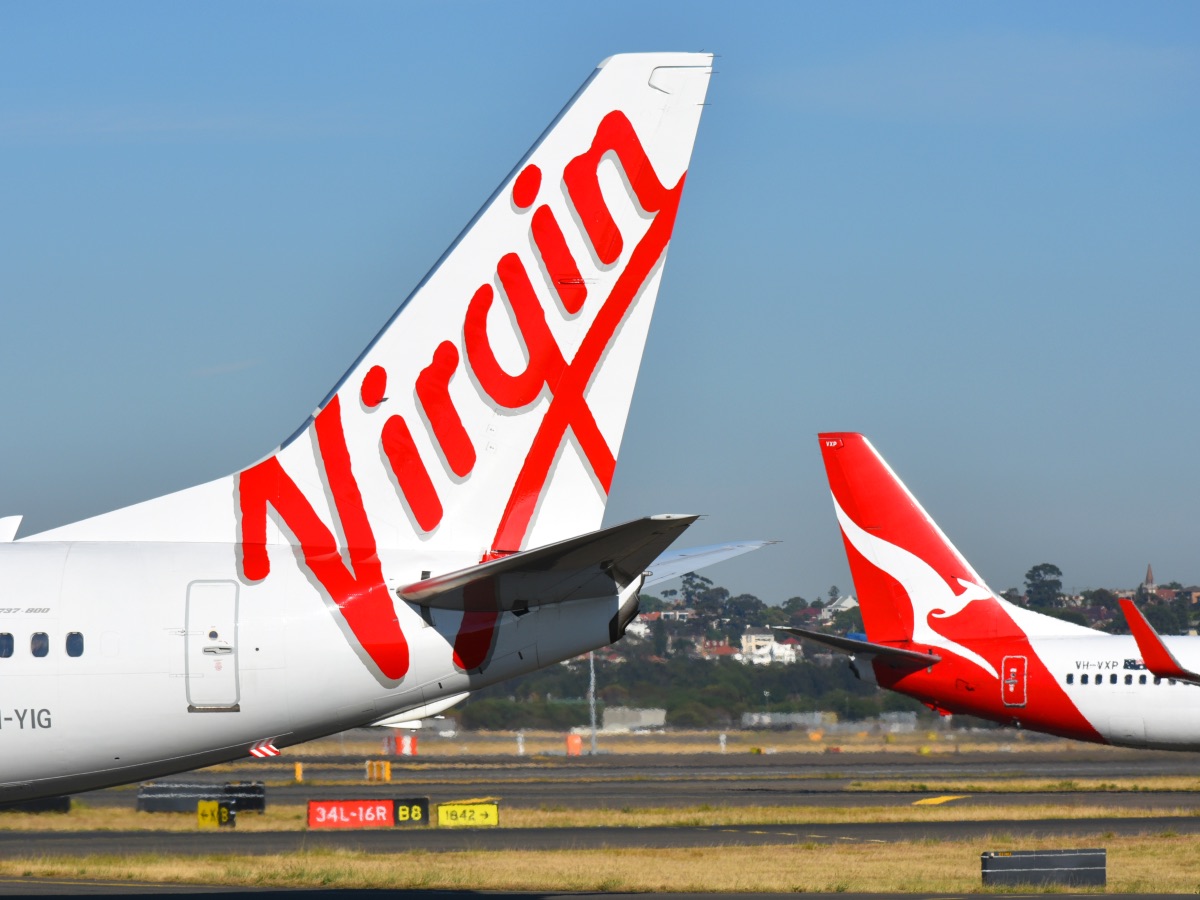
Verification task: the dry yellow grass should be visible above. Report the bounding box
[276,729,1102,758]
[0,834,1196,892]
[850,776,1200,793]
[1,802,1195,832]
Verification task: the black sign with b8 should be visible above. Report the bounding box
[393,797,430,827]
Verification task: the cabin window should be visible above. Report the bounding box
[1066,673,1074,685]
[30,632,49,658]
[1080,674,1089,684]
[1169,679,1177,686]
[1154,677,1162,685]
[1125,674,1132,685]
[65,632,84,658]
[1139,675,1147,685]
[0,633,12,658]
[1110,674,1117,685]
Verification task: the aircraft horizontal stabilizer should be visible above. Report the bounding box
[643,540,775,587]
[0,516,21,542]
[371,692,470,728]
[1119,599,1200,686]
[397,515,698,612]
[779,626,942,668]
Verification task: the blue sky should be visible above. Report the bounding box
[2,2,1198,603]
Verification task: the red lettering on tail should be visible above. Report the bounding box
[239,110,687,678]
[238,397,410,680]
[416,342,476,479]
[532,206,587,314]
[381,414,444,532]
[453,110,687,668]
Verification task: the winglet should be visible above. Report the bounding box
[778,626,941,668]
[1119,598,1200,686]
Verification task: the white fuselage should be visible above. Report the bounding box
[1030,633,1200,750]
[0,541,618,800]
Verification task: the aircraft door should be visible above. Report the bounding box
[185,581,240,712]
[1001,655,1027,707]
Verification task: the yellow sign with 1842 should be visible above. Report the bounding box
[437,801,499,828]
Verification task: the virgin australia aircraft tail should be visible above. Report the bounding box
[26,54,712,557]
[22,54,717,678]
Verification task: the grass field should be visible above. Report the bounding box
[0,802,1197,832]
[0,833,1196,893]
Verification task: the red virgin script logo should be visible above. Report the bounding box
[237,112,688,681]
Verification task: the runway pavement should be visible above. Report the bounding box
[1,747,1195,895]
[0,815,1196,857]
[73,748,1200,812]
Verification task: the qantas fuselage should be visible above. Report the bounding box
[876,632,1200,750]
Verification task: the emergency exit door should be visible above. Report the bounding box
[1001,655,1027,707]
[186,581,240,712]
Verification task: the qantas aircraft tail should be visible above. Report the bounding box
[26,54,714,559]
[784,434,1105,743]
[816,433,1090,671]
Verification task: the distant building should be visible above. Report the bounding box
[742,711,835,729]
[879,711,918,733]
[623,619,651,639]
[818,595,859,622]
[602,707,666,732]
[740,627,775,656]
[739,627,797,666]
[698,637,740,661]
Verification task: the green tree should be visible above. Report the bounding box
[761,606,789,627]
[782,596,808,613]
[830,606,864,633]
[639,593,666,613]
[1080,588,1118,611]
[681,573,713,603]
[1145,603,1185,635]
[1042,608,1088,627]
[651,619,668,657]
[1024,563,1063,609]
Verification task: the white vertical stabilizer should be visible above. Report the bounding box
[23,53,714,558]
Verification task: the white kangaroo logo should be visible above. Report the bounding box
[833,496,998,678]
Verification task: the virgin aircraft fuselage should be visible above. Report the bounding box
[2,53,729,801]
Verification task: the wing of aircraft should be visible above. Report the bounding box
[0,53,725,801]
[642,540,774,588]
[397,515,698,611]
